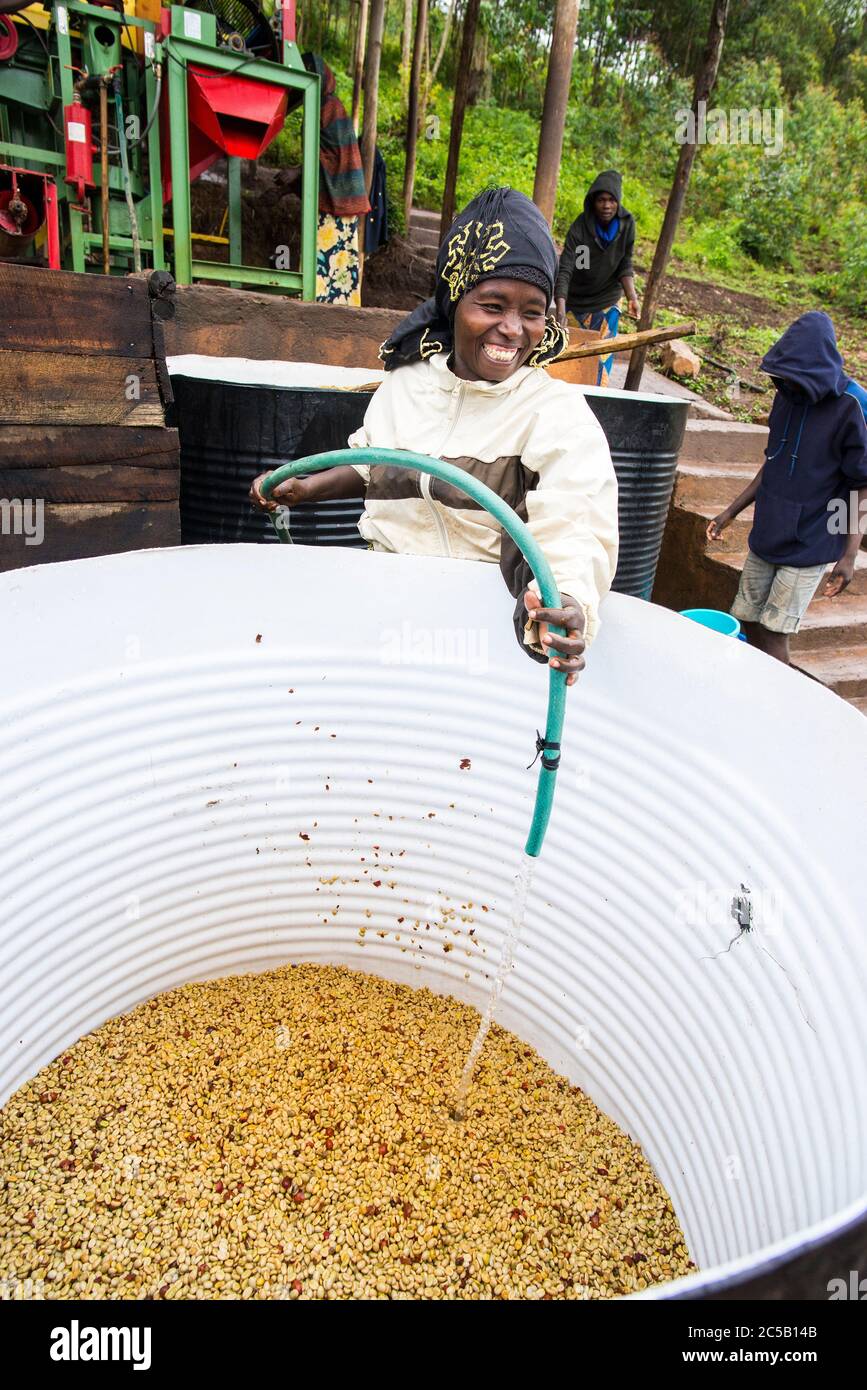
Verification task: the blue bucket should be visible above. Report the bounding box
[680,608,742,639]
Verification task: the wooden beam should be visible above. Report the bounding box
[559,320,696,361]
[0,466,179,503]
[0,350,164,427]
[0,502,181,573]
[0,265,153,357]
[0,425,180,469]
[163,285,403,368]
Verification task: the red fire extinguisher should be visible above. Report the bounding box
[64,98,94,207]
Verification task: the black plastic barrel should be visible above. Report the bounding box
[172,374,688,599]
[171,377,372,547]
[584,391,689,600]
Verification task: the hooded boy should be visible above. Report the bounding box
[708,312,867,664]
[554,171,639,386]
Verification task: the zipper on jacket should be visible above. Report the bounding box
[421,471,451,555]
[424,380,468,556]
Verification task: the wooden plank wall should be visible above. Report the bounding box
[0,265,180,572]
[163,283,404,367]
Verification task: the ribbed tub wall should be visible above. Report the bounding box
[2,655,862,1285]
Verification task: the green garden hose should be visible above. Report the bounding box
[261,449,567,858]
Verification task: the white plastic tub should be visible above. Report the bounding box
[1,543,865,1298]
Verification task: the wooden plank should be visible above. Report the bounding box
[0,425,179,469]
[0,350,164,427]
[0,465,179,503]
[0,265,153,357]
[164,284,403,369]
[0,502,180,572]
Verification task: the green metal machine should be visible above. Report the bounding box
[0,0,318,292]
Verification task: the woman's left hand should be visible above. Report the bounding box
[524,590,586,687]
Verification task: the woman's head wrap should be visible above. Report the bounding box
[379,187,569,372]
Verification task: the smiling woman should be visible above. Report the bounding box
[452,278,548,380]
[250,187,619,680]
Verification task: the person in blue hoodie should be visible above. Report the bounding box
[707,312,867,664]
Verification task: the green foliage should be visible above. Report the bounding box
[672,218,744,275]
[262,0,865,322]
[734,161,807,266]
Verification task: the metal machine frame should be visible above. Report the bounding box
[0,1,318,295]
[162,8,318,294]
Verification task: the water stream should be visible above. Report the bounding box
[450,851,535,1121]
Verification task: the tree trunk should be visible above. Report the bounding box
[360,0,386,195]
[418,0,455,143]
[533,0,580,227]
[439,0,482,238]
[347,1,357,66]
[403,0,429,226]
[624,0,731,391]
[351,0,370,133]
[467,22,489,105]
[401,0,414,95]
[430,0,456,85]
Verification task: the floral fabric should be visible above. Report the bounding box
[316,213,361,305]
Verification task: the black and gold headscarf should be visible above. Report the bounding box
[379,186,568,372]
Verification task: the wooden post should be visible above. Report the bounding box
[439,0,482,239]
[533,0,579,226]
[403,0,428,227]
[624,0,731,391]
[351,0,369,134]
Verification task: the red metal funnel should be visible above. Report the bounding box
[187,65,287,160]
[161,65,288,202]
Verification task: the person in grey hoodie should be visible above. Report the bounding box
[554,170,639,385]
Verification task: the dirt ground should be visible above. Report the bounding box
[188,162,434,309]
[361,235,435,310]
[640,269,867,420]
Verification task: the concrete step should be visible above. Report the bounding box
[790,644,867,699]
[408,229,440,251]
[675,469,755,515]
[409,207,441,227]
[793,592,867,651]
[709,547,867,596]
[676,493,754,552]
[680,419,768,467]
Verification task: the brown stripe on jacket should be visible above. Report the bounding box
[367,454,533,510]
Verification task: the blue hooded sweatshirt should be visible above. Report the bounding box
[750,312,867,566]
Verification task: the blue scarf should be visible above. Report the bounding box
[595,216,620,245]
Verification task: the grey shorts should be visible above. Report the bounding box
[731,551,828,634]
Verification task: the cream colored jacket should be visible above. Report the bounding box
[347,351,618,650]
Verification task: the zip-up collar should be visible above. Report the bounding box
[427,350,538,397]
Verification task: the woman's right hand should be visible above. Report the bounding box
[706,509,734,542]
[555,297,568,330]
[249,472,309,511]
